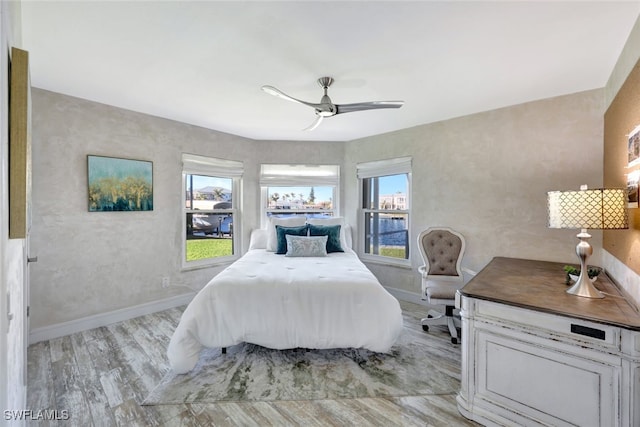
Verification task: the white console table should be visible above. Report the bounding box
[456,257,640,427]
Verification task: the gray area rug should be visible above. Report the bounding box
[143,320,459,405]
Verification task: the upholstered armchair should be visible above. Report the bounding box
[417,227,466,344]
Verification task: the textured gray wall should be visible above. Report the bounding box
[344,89,606,295]
[29,89,344,328]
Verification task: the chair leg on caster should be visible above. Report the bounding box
[421,306,460,343]
[446,306,460,344]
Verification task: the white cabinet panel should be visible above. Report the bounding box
[477,330,618,427]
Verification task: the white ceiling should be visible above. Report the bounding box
[20,1,640,142]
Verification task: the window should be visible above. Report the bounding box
[182,154,243,268]
[260,164,340,224]
[358,157,411,264]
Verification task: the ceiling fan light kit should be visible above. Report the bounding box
[261,77,404,131]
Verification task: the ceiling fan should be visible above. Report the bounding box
[261,77,404,131]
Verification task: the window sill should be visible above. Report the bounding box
[358,254,412,270]
[181,255,238,272]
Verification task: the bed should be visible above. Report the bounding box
[168,220,404,374]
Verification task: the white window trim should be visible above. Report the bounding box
[357,157,412,268]
[182,154,243,270]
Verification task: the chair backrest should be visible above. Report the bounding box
[418,227,465,277]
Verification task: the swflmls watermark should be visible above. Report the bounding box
[4,409,70,421]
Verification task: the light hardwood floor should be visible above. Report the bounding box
[27,301,480,426]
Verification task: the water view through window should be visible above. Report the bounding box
[363,174,409,259]
[266,186,334,218]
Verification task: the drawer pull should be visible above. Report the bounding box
[571,324,605,340]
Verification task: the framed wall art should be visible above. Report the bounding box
[9,47,31,238]
[87,155,153,211]
[627,169,640,209]
[628,124,640,167]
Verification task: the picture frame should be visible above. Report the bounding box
[87,155,153,211]
[628,124,640,167]
[627,169,639,209]
[9,47,31,238]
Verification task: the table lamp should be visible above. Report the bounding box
[547,185,628,298]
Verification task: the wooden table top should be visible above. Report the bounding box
[459,257,640,330]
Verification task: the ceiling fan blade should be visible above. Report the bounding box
[264,78,402,130]
[261,85,322,109]
[303,115,323,131]
[336,101,404,115]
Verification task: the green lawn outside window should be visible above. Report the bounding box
[186,238,233,261]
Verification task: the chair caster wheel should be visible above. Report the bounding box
[451,337,458,344]
[427,314,433,318]
[422,325,429,332]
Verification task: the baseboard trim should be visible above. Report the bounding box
[29,293,195,345]
[384,286,428,305]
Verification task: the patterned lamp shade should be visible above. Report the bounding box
[547,188,628,230]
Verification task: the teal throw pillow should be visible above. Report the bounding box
[308,224,343,253]
[275,224,309,254]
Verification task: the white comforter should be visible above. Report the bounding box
[168,249,403,373]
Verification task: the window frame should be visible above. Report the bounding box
[259,164,340,227]
[357,158,412,268]
[181,154,243,270]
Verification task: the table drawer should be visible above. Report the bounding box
[474,299,620,349]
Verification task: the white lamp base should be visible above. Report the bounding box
[566,230,604,299]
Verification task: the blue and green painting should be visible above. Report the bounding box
[88,155,153,211]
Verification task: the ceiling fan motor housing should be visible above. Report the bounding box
[317,76,334,88]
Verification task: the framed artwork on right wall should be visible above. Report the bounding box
[627,170,639,208]
[627,124,640,208]
[628,124,640,167]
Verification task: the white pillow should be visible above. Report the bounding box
[266,216,307,252]
[248,229,268,250]
[285,235,328,257]
[306,217,351,250]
